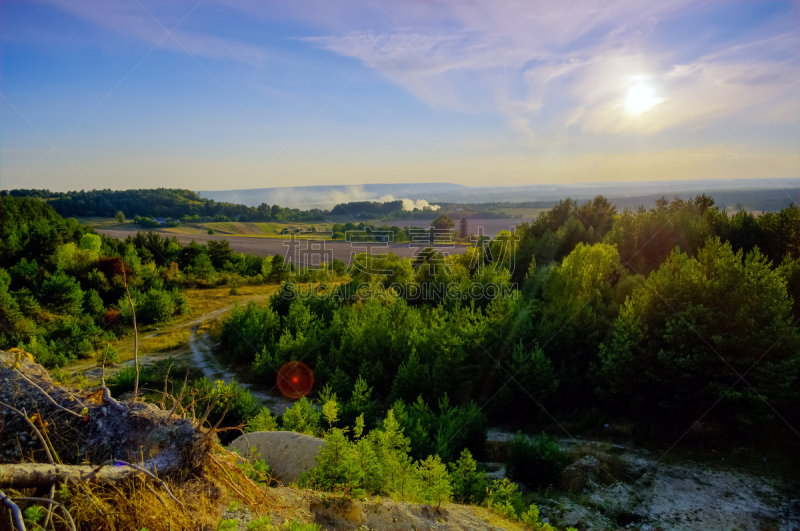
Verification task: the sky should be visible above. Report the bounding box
[1,0,798,194]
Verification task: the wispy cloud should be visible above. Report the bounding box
[31,0,269,65]
[301,1,799,140]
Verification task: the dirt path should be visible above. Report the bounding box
[186,326,295,415]
[71,302,296,415]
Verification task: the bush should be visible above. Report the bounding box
[83,289,105,317]
[107,358,201,395]
[281,396,321,436]
[136,288,176,324]
[221,301,280,364]
[393,395,488,463]
[245,407,278,433]
[189,378,261,434]
[505,432,568,489]
[39,269,83,315]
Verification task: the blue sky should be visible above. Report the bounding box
[1,0,798,193]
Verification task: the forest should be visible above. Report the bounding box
[2,188,327,222]
[1,192,799,528]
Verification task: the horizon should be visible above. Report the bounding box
[2,1,799,196]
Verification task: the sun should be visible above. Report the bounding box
[626,82,660,114]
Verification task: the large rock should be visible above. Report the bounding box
[560,455,602,493]
[228,431,325,484]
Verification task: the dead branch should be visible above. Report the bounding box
[0,402,55,464]
[123,267,140,403]
[160,363,173,410]
[101,344,108,387]
[0,461,182,492]
[0,489,26,531]
[11,369,83,418]
[99,386,126,412]
[8,497,76,531]
[167,369,189,423]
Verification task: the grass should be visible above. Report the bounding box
[139,328,191,354]
[75,217,137,230]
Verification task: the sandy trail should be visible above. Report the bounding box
[68,293,296,414]
[186,326,295,415]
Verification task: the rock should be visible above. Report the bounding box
[559,503,596,528]
[621,456,649,481]
[117,392,134,401]
[228,431,326,485]
[485,464,506,481]
[561,455,601,493]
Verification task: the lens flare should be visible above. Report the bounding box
[277,361,314,399]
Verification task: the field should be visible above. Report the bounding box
[499,207,549,219]
[96,229,464,262]
[78,218,332,237]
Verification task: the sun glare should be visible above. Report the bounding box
[626,82,660,114]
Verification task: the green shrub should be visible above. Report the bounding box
[505,432,568,489]
[107,358,200,395]
[282,396,321,436]
[39,269,83,315]
[245,407,278,433]
[486,478,525,520]
[449,448,489,504]
[137,288,176,324]
[393,395,488,462]
[189,378,261,431]
[221,301,281,364]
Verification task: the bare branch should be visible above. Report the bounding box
[160,363,173,410]
[99,386,126,413]
[167,369,189,423]
[10,369,83,418]
[0,402,55,464]
[0,489,26,531]
[123,266,140,403]
[8,497,76,531]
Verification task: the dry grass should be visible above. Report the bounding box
[139,329,191,354]
[4,439,276,531]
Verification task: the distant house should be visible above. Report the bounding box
[153,217,167,225]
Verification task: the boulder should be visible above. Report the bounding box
[560,455,601,493]
[228,431,325,484]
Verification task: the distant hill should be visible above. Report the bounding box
[199,178,798,211]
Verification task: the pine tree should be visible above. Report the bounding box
[419,454,452,508]
[459,217,469,240]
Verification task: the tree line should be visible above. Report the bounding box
[3,188,326,222]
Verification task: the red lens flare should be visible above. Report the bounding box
[277,361,314,399]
